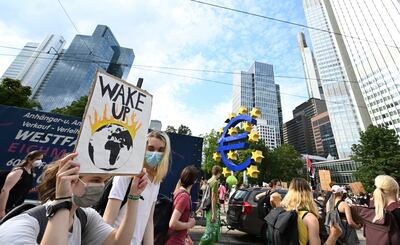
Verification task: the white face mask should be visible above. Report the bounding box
[33,160,43,167]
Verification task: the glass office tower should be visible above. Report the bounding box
[34,25,134,111]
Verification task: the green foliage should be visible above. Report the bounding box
[165,125,177,133]
[352,125,400,192]
[266,144,304,182]
[177,125,192,135]
[201,129,222,176]
[51,96,88,117]
[0,78,41,109]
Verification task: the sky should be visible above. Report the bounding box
[0,0,312,136]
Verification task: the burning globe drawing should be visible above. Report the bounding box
[88,105,141,171]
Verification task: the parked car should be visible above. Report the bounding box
[226,187,287,240]
[227,187,328,242]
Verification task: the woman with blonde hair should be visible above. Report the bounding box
[103,130,171,245]
[352,175,400,244]
[280,178,321,245]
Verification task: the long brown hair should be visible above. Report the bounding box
[13,150,43,169]
[38,161,60,203]
[176,165,199,190]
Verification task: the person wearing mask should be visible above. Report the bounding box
[218,183,227,213]
[325,185,361,245]
[0,150,43,218]
[103,130,171,245]
[200,165,221,245]
[0,152,148,245]
[166,165,199,245]
[280,178,321,245]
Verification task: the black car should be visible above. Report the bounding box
[226,187,288,240]
[227,188,327,242]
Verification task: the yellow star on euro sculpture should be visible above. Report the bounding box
[226,112,236,122]
[248,130,259,142]
[213,152,221,162]
[222,167,231,177]
[228,127,238,136]
[238,106,248,115]
[227,150,238,160]
[247,165,260,178]
[242,122,253,132]
[251,150,264,163]
[250,108,261,118]
[218,127,224,134]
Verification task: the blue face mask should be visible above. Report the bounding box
[145,151,163,168]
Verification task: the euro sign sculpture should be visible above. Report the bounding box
[217,115,256,171]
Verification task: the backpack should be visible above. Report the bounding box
[0,203,87,244]
[154,190,187,245]
[93,177,132,216]
[257,190,275,220]
[199,183,211,211]
[352,202,400,245]
[265,207,308,245]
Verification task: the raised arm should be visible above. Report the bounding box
[0,169,23,218]
[341,202,361,229]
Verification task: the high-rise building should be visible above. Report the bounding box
[276,84,284,145]
[33,25,134,111]
[298,32,324,100]
[149,120,162,131]
[311,111,338,159]
[283,98,327,155]
[1,35,66,96]
[233,61,281,148]
[303,0,371,158]
[325,0,400,134]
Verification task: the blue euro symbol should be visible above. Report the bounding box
[217,115,256,171]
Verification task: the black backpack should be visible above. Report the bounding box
[93,177,132,216]
[265,207,308,245]
[154,190,188,245]
[0,203,87,244]
[257,190,275,220]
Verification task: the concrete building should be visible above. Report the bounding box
[149,120,162,131]
[233,61,281,148]
[313,158,359,185]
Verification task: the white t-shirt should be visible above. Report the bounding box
[0,207,113,245]
[109,176,160,245]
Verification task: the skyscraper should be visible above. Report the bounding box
[325,0,400,134]
[233,61,281,148]
[276,84,284,145]
[1,35,66,96]
[33,25,134,111]
[298,32,324,100]
[311,111,338,159]
[303,0,371,158]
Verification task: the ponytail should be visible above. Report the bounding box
[373,187,386,222]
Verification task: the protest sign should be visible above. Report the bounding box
[350,182,366,195]
[319,170,332,191]
[75,70,152,175]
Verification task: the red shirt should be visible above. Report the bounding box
[166,189,191,245]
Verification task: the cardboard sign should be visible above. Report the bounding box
[75,70,152,175]
[319,170,332,191]
[350,182,366,195]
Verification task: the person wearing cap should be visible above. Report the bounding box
[325,185,361,245]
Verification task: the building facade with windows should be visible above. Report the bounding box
[33,25,134,111]
[233,61,281,148]
[311,111,338,159]
[313,158,360,185]
[326,0,400,135]
[303,0,371,158]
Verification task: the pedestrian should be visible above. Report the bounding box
[166,165,199,245]
[255,179,281,220]
[0,152,148,244]
[0,150,43,218]
[280,178,321,245]
[200,165,221,245]
[218,182,226,213]
[325,185,361,245]
[352,175,400,245]
[103,130,171,245]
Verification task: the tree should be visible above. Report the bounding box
[267,144,304,182]
[352,125,400,192]
[177,125,192,136]
[165,125,177,133]
[51,95,88,117]
[201,129,221,176]
[0,78,41,109]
